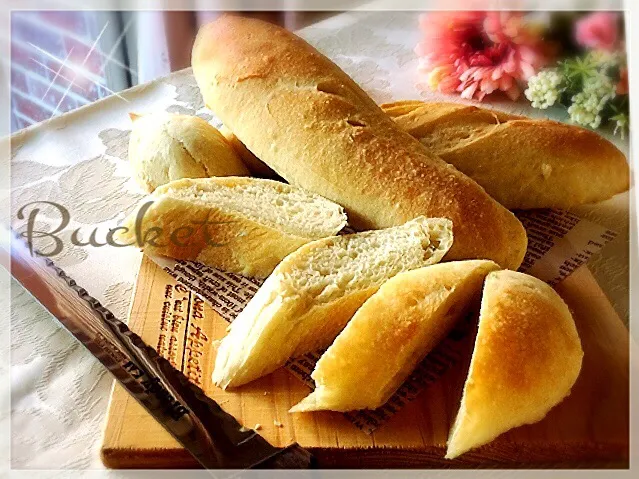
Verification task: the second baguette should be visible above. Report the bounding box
[382,100,629,209]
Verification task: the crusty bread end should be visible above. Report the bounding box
[446,270,583,459]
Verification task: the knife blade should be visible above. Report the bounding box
[1,226,315,470]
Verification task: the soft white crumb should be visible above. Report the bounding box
[273,420,283,428]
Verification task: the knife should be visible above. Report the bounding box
[1,226,315,470]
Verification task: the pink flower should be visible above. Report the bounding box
[575,12,619,51]
[485,11,528,44]
[415,12,546,101]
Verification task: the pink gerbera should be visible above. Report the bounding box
[415,12,546,101]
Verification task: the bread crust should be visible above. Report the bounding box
[117,177,346,278]
[290,260,500,412]
[192,16,527,270]
[129,113,249,192]
[446,270,584,459]
[382,101,630,209]
[218,125,278,178]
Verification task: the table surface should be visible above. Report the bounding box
[6,11,630,469]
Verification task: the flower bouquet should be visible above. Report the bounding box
[415,11,629,136]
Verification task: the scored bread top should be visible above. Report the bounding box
[155,177,347,239]
[192,15,528,270]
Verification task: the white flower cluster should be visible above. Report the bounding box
[567,73,616,129]
[589,50,623,70]
[524,69,563,109]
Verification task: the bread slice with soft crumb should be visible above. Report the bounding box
[446,270,583,459]
[213,216,454,389]
[290,260,500,413]
[117,177,347,277]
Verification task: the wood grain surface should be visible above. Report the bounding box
[100,255,629,468]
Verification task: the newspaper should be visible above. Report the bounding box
[516,209,618,285]
[152,209,617,434]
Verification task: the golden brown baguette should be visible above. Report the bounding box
[191,16,527,270]
[117,177,346,277]
[290,260,500,412]
[446,270,583,459]
[128,112,249,192]
[382,100,630,209]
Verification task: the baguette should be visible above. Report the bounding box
[290,260,500,412]
[128,112,249,192]
[212,216,453,389]
[192,16,527,270]
[446,270,583,459]
[116,177,347,277]
[382,100,630,209]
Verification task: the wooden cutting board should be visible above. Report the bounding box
[100,255,629,468]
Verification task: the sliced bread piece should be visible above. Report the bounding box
[290,260,500,412]
[446,270,583,459]
[212,216,454,389]
[116,177,347,277]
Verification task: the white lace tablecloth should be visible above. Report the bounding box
[6,11,630,470]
